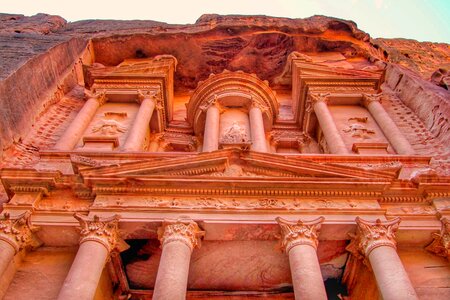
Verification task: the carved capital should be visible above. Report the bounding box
[250,98,268,114]
[308,93,330,105]
[74,213,128,253]
[157,218,205,252]
[85,89,107,105]
[199,95,219,112]
[362,93,382,107]
[0,211,41,253]
[347,217,400,259]
[426,218,450,258]
[276,216,324,253]
[137,89,160,105]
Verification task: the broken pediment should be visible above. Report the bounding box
[76,148,398,180]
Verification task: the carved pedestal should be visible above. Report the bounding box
[347,217,418,300]
[57,214,127,300]
[54,90,107,151]
[276,217,327,300]
[0,211,40,277]
[153,219,205,300]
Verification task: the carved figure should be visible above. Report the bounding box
[92,119,127,135]
[220,121,250,144]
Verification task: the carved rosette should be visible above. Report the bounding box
[426,218,450,259]
[157,219,205,252]
[347,217,400,259]
[362,93,382,107]
[74,213,127,253]
[276,217,324,253]
[0,211,41,253]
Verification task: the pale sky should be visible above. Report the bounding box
[1,0,449,43]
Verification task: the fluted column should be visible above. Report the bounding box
[249,101,268,152]
[202,99,220,152]
[276,217,327,300]
[426,217,450,260]
[57,214,128,300]
[0,211,40,277]
[347,217,418,300]
[363,94,415,155]
[54,90,107,151]
[123,90,158,151]
[310,93,348,154]
[153,219,205,300]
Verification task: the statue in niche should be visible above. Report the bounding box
[343,116,375,139]
[91,112,127,135]
[220,121,250,144]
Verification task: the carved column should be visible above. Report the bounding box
[153,219,205,300]
[310,93,348,154]
[363,94,415,155]
[276,217,327,300]
[122,90,158,151]
[202,98,220,152]
[249,101,268,152]
[54,90,107,151]
[347,217,418,300]
[0,211,40,277]
[426,217,450,260]
[57,214,128,300]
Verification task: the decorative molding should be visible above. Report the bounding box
[157,219,205,251]
[74,213,128,253]
[347,217,400,259]
[426,218,450,258]
[0,211,41,253]
[276,216,324,253]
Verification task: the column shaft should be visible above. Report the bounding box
[369,246,418,300]
[0,241,15,278]
[153,241,192,300]
[123,97,156,151]
[249,106,268,152]
[366,101,415,155]
[313,101,348,154]
[289,245,327,300]
[202,105,220,152]
[57,241,109,300]
[54,97,103,151]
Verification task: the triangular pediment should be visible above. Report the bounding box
[77,149,399,180]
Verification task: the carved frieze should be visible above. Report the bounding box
[426,218,450,258]
[157,219,205,251]
[74,213,128,253]
[0,211,41,253]
[276,216,324,252]
[347,217,400,260]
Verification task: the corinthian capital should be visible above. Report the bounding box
[347,217,400,259]
[74,213,128,253]
[426,218,450,259]
[276,217,324,253]
[157,218,205,251]
[0,211,41,253]
[309,93,331,104]
[137,89,160,104]
[362,93,382,107]
[84,89,107,105]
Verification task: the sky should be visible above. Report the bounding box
[1,0,449,43]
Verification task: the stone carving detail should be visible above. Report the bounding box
[308,92,330,104]
[157,219,205,251]
[220,121,250,144]
[276,216,324,253]
[347,217,400,259]
[426,218,450,258]
[343,123,375,139]
[84,89,107,105]
[74,213,128,253]
[362,93,382,107]
[91,112,128,135]
[0,211,41,253]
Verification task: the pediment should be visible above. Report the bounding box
[77,149,399,180]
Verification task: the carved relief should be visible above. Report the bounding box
[91,112,127,135]
[276,216,324,252]
[157,219,205,251]
[0,211,41,253]
[426,218,450,258]
[74,213,128,253]
[347,217,400,260]
[220,121,250,144]
[343,117,375,139]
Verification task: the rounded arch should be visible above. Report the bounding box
[186,70,279,135]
